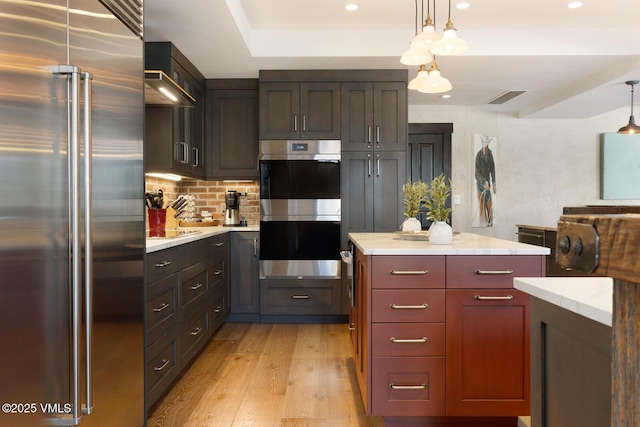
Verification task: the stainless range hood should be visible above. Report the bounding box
[144,70,195,106]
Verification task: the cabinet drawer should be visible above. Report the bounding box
[260,279,341,315]
[446,255,544,289]
[372,256,445,289]
[371,357,445,416]
[372,323,445,357]
[210,255,225,290]
[210,233,228,251]
[210,292,226,333]
[178,238,211,270]
[146,274,179,345]
[146,325,179,407]
[180,260,209,315]
[372,289,445,323]
[180,304,210,368]
[146,248,178,283]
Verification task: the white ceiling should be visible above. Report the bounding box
[144,0,640,119]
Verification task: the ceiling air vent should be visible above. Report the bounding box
[488,90,527,105]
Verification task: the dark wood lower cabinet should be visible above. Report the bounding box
[145,234,229,412]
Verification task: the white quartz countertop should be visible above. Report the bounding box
[348,232,550,256]
[146,226,259,253]
[514,277,613,326]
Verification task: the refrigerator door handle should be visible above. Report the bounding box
[62,64,83,426]
[51,65,92,426]
[81,71,94,417]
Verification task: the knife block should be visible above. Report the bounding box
[165,207,179,230]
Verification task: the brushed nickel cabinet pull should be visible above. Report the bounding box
[475,269,514,275]
[367,126,372,144]
[190,283,203,291]
[213,269,223,275]
[293,114,298,132]
[389,383,427,390]
[214,306,222,313]
[475,294,514,301]
[153,303,170,313]
[348,323,356,331]
[154,359,170,372]
[190,327,202,336]
[390,337,428,343]
[215,242,225,247]
[390,270,428,275]
[291,295,310,300]
[390,303,428,309]
[155,260,172,268]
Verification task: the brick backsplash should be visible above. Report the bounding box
[145,177,260,225]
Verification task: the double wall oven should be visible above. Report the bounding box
[259,140,341,285]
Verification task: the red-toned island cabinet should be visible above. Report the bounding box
[445,255,545,416]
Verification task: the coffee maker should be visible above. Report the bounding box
[224,190,240,226]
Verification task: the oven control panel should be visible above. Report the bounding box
[556,221,600,273]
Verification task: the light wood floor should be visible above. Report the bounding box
[148,323,385,427]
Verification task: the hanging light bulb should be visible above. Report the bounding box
[430,0,468,56]
[401,0,433,65]
[418,59,452,93]
[408,64,430,90]
[411,0,441,49]
[401,41,434,66]
[618,80,640,134]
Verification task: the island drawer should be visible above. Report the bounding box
[372,289,445,323]
[371,356,445,416]
[372,323,445,357]
[446,255,545,289]
[372,256,445,289]
[146,247,178,283]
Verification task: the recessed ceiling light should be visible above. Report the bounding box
[345,3,358,11]
[568,1,582,8]
[456,2,470,9]
[441,94,451,99]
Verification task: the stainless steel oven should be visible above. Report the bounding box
[259,140,341,279]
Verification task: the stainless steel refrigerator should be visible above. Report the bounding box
[0,1,145,426]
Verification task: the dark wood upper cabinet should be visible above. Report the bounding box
[206,79,259,179]
[341,81,407,152]
[259,81,340,140]
[145,42,206,178]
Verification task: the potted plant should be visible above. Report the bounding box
[424,173,453,244]
[402,180,429,231]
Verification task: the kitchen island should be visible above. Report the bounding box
[348,232,549,427]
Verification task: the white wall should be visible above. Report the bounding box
[409,104,640,241]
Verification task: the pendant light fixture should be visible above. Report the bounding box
[617,80,640,134]
[401,0,434,65]
[430,0,468,56]
[411,0,441,49]
[418,57,452,93]
[408,64,430,90]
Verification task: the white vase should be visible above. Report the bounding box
[402,217,422,232]
[429,221,453,244]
